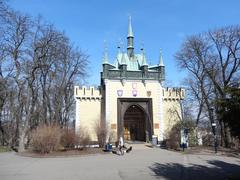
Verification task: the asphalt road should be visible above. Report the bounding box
[0,145,240,180]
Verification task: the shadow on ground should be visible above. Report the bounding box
[149,160,240,180]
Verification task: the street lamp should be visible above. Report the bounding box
[210,107,217,153]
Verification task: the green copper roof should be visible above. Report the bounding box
[114,53,149,71]
[121,52,127,65]
[101,17,165,82]
[103,17,165,71]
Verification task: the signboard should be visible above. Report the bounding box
[180,129,189,148]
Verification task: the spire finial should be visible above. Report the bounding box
[159,48,164,66]
[127,16,134,57]
[102,40,109,64]
[117,41,121,54]
[118,38,124,53]
[141,46,148,66]
[128,15,134,37]
[140,42,144,51]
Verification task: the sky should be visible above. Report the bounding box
[10,0,240,87]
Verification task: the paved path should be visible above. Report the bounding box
[0,145,240,180]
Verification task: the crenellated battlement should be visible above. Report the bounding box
[162,87,185,100]
[74,86,102,100]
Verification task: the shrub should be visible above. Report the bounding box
[31,124,61,153]
[94,122,108,148]
[231,138,240,151]
[165,120,196,149]
[202,134,214,146]
[76,127,91,148]
[188,130,198,147]
[60,128,76,150]
[166,127,181,150]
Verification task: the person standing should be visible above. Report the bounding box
[119,136,124,155]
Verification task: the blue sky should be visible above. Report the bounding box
[11,0,240,87]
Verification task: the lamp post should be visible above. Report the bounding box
[210,107,217,153]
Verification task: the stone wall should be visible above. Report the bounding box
[74,86,101,141]
[162,88,185,138]
[74,85,185,142]
[103,80,163,140]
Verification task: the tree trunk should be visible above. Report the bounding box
[219,120,224,146]
[223,122,232,148]
[18,126,27,152]
[18,134,25,152]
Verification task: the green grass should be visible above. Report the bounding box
[0,146,11,152]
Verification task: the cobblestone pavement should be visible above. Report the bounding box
[0,144,240,180]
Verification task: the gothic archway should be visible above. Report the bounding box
[117,98,153,142]
[124,105,146,141]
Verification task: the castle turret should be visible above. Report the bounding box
[159,48,164,66]
[120,52,127,81]
[141,48,148,71]
[159,49,165,81]
[102,41,110,79]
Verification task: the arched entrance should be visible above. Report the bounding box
[117,98,153,142]
[124,105,146,141]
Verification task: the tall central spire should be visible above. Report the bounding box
[127,16,134,58]
[128,16,134,37]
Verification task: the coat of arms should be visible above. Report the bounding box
[132,90,137,97]
[117,90,123,97]
[147,91,151,97]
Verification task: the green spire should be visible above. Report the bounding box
[121,53,127,65]
[102,40,109,64]
[128,16,134,37]
[159,48,164,66]
[141,48,148,66]
[127,16,134,58]
[117,39,123,55]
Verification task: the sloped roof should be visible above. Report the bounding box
[113,53,149,71]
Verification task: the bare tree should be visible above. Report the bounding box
[0,2,88,151]
[176,26,240,147]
